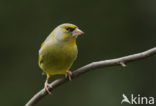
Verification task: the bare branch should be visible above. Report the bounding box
[25,47,156,106]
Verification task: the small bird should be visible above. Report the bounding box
[38,23,84,94]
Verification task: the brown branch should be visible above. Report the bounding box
[25,47,156,106]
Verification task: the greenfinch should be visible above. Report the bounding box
[38,23,84,94]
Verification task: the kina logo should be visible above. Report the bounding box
[121,94,155,105]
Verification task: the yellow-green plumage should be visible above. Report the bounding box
[39,23,79,76]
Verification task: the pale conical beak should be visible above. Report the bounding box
[72,28,84,37]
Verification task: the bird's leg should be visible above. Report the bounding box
[65,71,72,80]
[44,75,51,94]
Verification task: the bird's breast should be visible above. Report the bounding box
[40,41,78,75]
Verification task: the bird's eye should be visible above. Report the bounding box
[65,27,75,32]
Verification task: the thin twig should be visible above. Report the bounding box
[25,47,156,106]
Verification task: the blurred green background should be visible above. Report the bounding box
[0,0,156,106]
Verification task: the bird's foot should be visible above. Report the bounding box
[65,71,72,80]
[44,82,52,94]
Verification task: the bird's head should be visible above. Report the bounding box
[53,23,84,42]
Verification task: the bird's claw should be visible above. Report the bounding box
[44,82,52,94]
[65,71,72,80]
